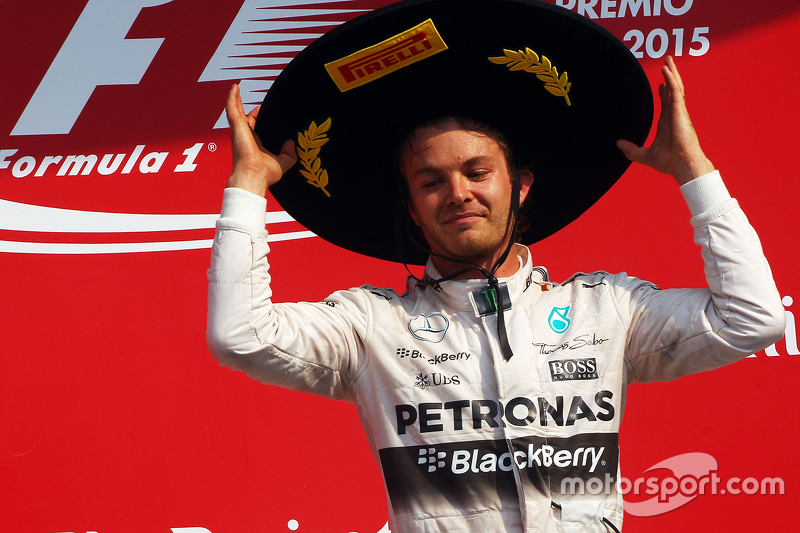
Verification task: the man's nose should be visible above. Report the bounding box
[446,176,472,204]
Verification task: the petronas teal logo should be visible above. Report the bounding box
[548,306,571,333]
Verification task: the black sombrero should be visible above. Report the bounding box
[255,0,653,265]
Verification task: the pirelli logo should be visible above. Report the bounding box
[325,19,448,92]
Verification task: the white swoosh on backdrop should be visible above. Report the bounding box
[0,199,315,254]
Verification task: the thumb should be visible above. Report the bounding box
[275,138,298,175]
[616,139,649,165]
[616,139,637,160]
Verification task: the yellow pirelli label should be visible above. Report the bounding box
[325,19,448,92]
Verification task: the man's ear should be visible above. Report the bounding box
[519,169,534,206]
[407,195,421,226]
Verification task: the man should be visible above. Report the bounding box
[207,2,784,531]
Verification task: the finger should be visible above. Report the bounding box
[226,86,249,155]
[245,105,261,130]
[653,83,672,139]
[665,56,685,97]
[247,105,261,121]
[658,82,670,114]
[662,67,691,134]
[276,138,298,175]
[225,84,246,128]
[662,63,685,106]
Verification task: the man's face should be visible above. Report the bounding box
[402,123,530,265]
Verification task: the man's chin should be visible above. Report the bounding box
[437,240,503,265]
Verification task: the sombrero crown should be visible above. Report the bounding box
[256,0,653,265]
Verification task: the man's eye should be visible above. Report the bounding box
[468,170,490,179]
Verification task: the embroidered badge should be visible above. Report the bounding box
[548,305,572,334]
[471,283,512,317]
[296,118,331,197]
[408,313,449,343]
[489,48,572,106]
[325,19,448,92]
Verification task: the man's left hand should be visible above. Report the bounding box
[617,56,715,185]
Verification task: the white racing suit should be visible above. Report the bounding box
[207,171,784,533]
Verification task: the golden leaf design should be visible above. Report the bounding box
[488,48,572,106]
[545,86,564,97]
[296,118,332,197]
[525,48,539,62]
[307,138,329,149]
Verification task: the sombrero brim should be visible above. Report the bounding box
[256,0,653,265]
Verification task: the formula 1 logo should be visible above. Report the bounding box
[2,0,371,255]
[548,306,572,333]
[11,0,366,135]
[12,0,172,136]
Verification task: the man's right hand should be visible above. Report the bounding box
[225,84,296,197]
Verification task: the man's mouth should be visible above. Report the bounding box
[444,212,484,225]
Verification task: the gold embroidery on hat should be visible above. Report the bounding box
[489,48,572,106]
[297,118,331,197]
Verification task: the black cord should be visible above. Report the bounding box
[602,517,622,533]
[397,172,521,360]
[550,502,621,533]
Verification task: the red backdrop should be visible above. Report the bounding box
[1,1,798,532]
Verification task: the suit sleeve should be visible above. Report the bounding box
[613,171,785,383]
[206,188,370,401]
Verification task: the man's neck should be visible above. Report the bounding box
[430,244,522,281]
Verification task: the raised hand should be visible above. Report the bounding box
[616,56,715,185]
[225,84,296,197]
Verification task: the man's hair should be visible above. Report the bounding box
[396,116,531,240]
[397,116,515,178]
